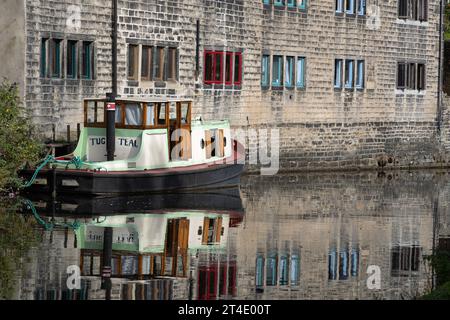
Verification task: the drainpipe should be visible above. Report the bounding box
[437,0,444,137]
[106,0,118,161]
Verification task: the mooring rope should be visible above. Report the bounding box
[21,155,84,189]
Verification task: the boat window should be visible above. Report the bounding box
[125,103,143,126]
[115,104,123,124]
[86,101,104,125]
[180,102,190,124]
[146,103,155,126]
[169,102,177,121]
[156,103,167,125]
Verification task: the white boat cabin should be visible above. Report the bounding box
[61,98,233,171]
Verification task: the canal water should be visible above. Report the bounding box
[1,170,450,300]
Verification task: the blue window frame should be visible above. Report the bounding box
[285,56,294,88]
[346,0,355,14]
[290,254,300,286]
[274,0,284,6]
[357,0,366,15]
[356,60,365,89]
[336,0,344,13]
[299,0,307,10]
[287,0,295,8]
[266,253,277,286]
[296,57,306,88]
[263,0,270,5]
[272,55,283,87]
[344,59,354,89]
[334,59,343,88]
[40,38,47,78]
[256,255,265,288]
[328,248,338,280]
[279,255,289,285]
[261,55,270,87]
[339,249,349,280]
[67,40,77,79]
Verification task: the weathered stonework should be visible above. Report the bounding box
[1,0,448,170]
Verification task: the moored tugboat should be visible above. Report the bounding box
[20,98,244,195]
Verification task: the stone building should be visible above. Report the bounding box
[0,0,448,170]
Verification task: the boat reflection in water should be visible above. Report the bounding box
[23,188,243,301]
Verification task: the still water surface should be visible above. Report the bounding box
[2,170,450,300]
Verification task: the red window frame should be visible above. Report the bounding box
[204,51,242,86]
[204,51,224,84]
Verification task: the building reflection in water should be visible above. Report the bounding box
[14,171,450,300]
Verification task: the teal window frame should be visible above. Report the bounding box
[67,40,77,79]
[261,55,270,87]
[334,59,343,89]
[50,39,62,78]
[272,55,283,87]
[296,57,306,88]
[344,59,354,89]
[287,0,296,8]
[351,248,359,277]
[285,56,294,88]
[298,0,307,10]
[357,0,366,15]
[328,248,338,280]
[40,38,47,78]
[356,60,365,89]
[274,0,284,7]
[263,0,270,5]
[82,41,93,80]
[345,0,355,14]
[336,0,344,13]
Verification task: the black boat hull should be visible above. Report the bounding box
[20,162,244,195]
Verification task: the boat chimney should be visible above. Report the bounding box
[106,0,118,162]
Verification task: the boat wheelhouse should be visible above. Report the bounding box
[20,98,244,195]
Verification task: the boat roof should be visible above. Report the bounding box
[85,97,193,103]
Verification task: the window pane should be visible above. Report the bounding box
[154,47,165,80]
[82,42,93,79]
[339,249,349,280]
[356,60,364,89]
[168,48,177,80]
[397,63,406,89]
[272,56,283,86]
[141,46,152,80]
[261,55,270,86]
[214,53,222,82]
[205,52,214,82]
[290,254,300,286]
[40,39,47,78]
[67,41,77,79]
[328,248,337,280]
[234,53,242,84]
[334,59,342,88]
[417,63,426,91]
[115,105,123,124]
[297,57,305,88]
[266,254,277,286]
[351,248,359,277]
[279,255,289,285]
[346,0,355,14]
[299,0,307,10]
[345,60,354,89]
[336,0,344,13]
[358,0,366,15]
[146,103,155,126]
[256,255,265,288]
[225,53,233,84]
[285,56,294,87]
[125,103,143,126]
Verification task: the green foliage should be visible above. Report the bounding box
[0,81,42,192]
[0,197,40,299]
[421,250,450,300]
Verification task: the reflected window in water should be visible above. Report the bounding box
[290,254,300,286]
[279,255,289,285]
[391,245,422,276]
[351,248,359,277]
[266,253,278,286]
[256,255,265,289]
[328,249,337,280]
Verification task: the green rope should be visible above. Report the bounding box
[22,155,85,189]
[65,156,83,170]
[22,155,55,188]
[24,199,81,231]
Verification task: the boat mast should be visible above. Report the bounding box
[106,0,118,162]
